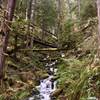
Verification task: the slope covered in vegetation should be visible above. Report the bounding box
[0,0,100,100]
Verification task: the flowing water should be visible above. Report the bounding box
[28,69,57,100]
[39,76,57,100]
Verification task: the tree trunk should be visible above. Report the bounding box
[67,0,72,18]
[0,0,3,8]
[30,0,36,48]
[57,0,62,48]
[97,0,100,58]
[26,0,33,48]
[31,0,36,24]
[77,0,81,18]
[0,0,16,80]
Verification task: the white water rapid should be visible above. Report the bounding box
[28,68,57,100]
[39,75,57,100]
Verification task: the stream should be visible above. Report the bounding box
[28,68,57,100]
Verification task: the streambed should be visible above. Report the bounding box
[28,69,57,100]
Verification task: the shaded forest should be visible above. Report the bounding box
[0,0,100,100]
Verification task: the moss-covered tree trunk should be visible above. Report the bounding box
[96,0,100,60]
[0,0,16,81]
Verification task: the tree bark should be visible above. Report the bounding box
[77,0,81,18]
[0,0,16,79]
[67,0,72,18]
[57,0,62,48]
[26,0,33,48]
[30,0,36,48]
[97,0,100,58]
[0,0,3,8]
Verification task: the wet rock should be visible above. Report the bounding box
[40,73,49,80]
[59,96,68,100]
[50,88,63,97]
[51,76,59,82]
[31,88,40,95]
[47,70,54,75]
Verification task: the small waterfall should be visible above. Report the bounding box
[40,76,56,100]
[28,68,57,100]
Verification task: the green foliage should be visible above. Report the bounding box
[0,0,99,99]
[57,58,100,100]
[80,0,97,20]
[57,58,85,86]
[0,95,4,100]
[0,90,29,100]
[59,19,84,49]
[36,0,57,28]
[16,0,27,18]
[11,90,29,100]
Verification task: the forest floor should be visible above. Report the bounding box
[0,65,49,100]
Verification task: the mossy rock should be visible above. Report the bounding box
[50,88,63,97]
[51,76,59,82]
[20,71,34,82]
[31,88,40,95]
[40,73,49,80]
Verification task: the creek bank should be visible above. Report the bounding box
[0,65,49,100]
